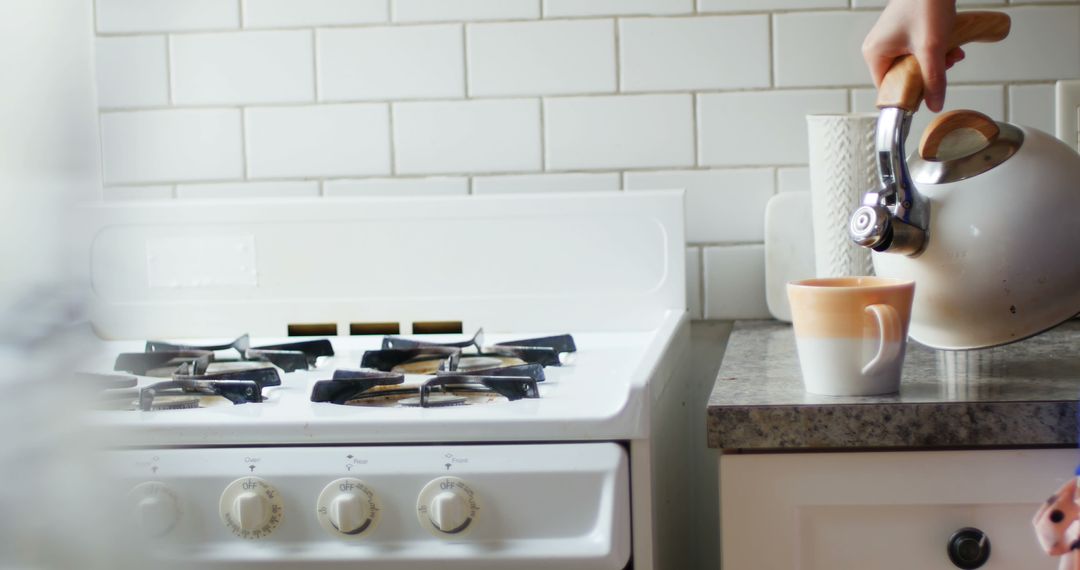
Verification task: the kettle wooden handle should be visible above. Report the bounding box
[876,11,1011,111]
[918,110,1000,160]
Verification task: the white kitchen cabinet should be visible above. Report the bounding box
[720,448,1076,569]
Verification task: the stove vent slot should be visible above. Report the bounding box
[287,323,338,336]
[412,321,463,335]
[350,322,401,336]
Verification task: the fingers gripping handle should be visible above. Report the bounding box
[876,11,1011,111]
[862,304,902,376]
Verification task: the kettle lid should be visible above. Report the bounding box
[908,109,1023,185]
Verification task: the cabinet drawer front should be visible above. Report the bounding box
[720,449,1077,569]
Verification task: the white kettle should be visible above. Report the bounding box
[848,11,1080,350]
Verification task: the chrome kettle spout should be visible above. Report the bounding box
[849,107,929,257]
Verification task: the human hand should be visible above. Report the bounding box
[862,0,963,112]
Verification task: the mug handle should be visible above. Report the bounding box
[862,304,902,376]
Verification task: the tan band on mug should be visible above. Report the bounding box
[787,277,914,340]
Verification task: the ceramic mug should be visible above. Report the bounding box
[787,277,915,396]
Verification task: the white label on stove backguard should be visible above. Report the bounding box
[146,235,258,288]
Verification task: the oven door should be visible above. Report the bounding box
[105,442,630,569]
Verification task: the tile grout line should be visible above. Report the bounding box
[312,29,320,101]
[240,109,249,180]
[692,93,700,167]
[95,79,1065,114]
[387,103,398,176]
[238,0,245,28]
[100,163,811,189]
[461,23,470,99]
[165,35,175,104]
[768,13,776,89]
[539,98,547,171]
[1002,83,1010,122]
[613,18,621,93]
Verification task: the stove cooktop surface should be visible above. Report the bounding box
[81,311,685,447]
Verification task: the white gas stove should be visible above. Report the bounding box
[76,192,689,570]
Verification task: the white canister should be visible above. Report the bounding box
[806,113,877,278]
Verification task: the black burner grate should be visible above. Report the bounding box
[311,328,570,408]
[104,333,329,410]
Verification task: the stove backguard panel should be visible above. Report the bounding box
[75,191,685,339]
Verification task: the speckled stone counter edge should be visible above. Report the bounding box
[707,401,1077,450]
[707,320,1080,451]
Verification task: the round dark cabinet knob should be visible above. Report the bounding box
[947,527,991,569]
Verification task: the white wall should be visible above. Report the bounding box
[91,0,1080,320]
[0,0,102,304]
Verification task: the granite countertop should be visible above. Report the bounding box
[707,320,1080,451]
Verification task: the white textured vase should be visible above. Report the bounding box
[807,113,877,278]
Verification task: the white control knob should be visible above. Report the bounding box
[232,491,269,531]
[429,491,470,533]
[127,482,181,537]
[316,478,380,539]
[219,477,283,539]
[416,477,479,538]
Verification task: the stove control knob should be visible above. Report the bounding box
[233,492,269,530]
[219,477,283,539]
[316,478,380,539]
[127,482,181,537]
[417,477,479,537]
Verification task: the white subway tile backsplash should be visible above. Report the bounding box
[852,85,1005,155]
[686,247,702,320]
[1009,84,1056,135]
[624,169,773,243]
[698,90,847,166]
[468,20,615,97]
[319,25,464,101]
[88,0,1080,324]
[393,0,539,22]
[700,0,845,10]
[100,109,243,184]
[545,94,693,170]
[393,99,541,174]
[97,0,239,33]
[703,244,769,320]
[948,7,1080,83]
[777,167,810,194]
[619,16,769,92]
[324,177,469,196]
[245,104,391,178]
[103,185,175,201]
[242,0,387,28]
[95,36,169,108]
[543,0,692,17]
[774,11,879,88]
[171,31,313,105]
[473,172,620,194]
[176,180,319,198]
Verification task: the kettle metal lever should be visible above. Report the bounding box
[849,107,929,256]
